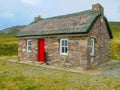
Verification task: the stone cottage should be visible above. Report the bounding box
[16,3,112,69]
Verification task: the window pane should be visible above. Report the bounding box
[27,40,32,52]
[28,41,30,45]
[90,47,92,54]
[62,40,64,46]
[91,39,93,46]
[65,47,67,53]
[65,40,67,46]
[28,41,32,45]
[28,46,32,51]
[62,47,64,53]
[30,41,32,45]
[89,38,94,55]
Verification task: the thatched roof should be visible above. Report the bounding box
[16,10,112,38]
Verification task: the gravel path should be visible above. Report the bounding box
[99,60,120,78]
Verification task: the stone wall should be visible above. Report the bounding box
[18,38,38,61]
[18,16,111,70]
[18,36,89,69]
[88,16,110,67]
[45,36,88,69]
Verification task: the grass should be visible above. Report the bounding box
[109,22,120,60]
[0,56,17,61]
[0,59,120,90]
[0,34,18,56]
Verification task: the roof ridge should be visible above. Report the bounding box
[38,10,100,21]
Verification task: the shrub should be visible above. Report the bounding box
[0,43,18,56]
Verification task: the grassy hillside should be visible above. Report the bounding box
[109,22,120,32]
[0,25,26,35]
[109,22,120,60]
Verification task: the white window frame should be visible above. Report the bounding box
[27,40,32,52]
[89,38,94,56]
[60,39,68,55]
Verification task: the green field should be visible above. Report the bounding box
[0,35,18,56]
[0,60,119,90]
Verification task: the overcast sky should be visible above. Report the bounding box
[0,0,120,30]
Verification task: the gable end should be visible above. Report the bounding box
[86,15,113,39]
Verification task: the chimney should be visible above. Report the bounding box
[34,15,41,22]
[92,3,104,14]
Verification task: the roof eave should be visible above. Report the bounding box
[86,13,101,33]
[104,17,113,39]
[16,32,88,37]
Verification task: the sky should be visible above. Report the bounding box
[0,0,120,30]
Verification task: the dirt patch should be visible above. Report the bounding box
[99,60,120,69]
[98,60,120,78]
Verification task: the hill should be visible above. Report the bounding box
[0,25,26,35]
[109,22,120,32]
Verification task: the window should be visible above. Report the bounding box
[60,39,68,55]
[89,38,94,56]
[27,40,32,52]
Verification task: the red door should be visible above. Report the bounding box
[38,39,45,62]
